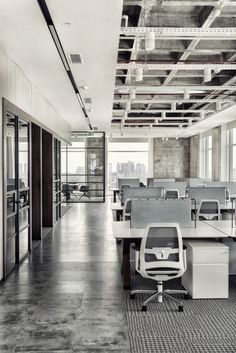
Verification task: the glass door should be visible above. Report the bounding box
[4,113,31,277]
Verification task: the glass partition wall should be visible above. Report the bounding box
[61,131,105,203]
[3,112,31,278]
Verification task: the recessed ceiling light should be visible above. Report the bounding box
[79,86,88,90]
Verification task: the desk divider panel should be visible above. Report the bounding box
[130,199,192,228]
[153,181,187,196]
[187,187,226,205]
[123,187,163,204]
[206,182,236,195]
[117,178,139,190]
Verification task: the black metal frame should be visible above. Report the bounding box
[2,99,32,279]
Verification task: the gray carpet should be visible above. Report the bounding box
[124,262,236,353]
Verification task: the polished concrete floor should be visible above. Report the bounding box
[0,201,130,353]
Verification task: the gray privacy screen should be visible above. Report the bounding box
[130,199,192,228]
[187,187,226,205]
[123,187,163,204]
[117,178,139,189]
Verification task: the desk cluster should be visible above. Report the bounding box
[111,178,236,312]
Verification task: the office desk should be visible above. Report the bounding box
[112,221,228,289]
[111,188,119,203]
[204,220,236,238]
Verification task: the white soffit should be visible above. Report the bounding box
[178,104,236,137]
[0,0,89,129]
[47,0,123,130]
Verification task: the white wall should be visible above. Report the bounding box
[0,50,71,280]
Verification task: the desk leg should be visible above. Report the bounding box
[123,239,131,290]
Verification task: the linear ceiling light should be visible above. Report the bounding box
[145,32,155,51]
[36,0,92,130]
[204,68,212,82]
[48,25,70,71]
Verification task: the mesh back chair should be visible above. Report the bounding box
[198,200,221,220]
[165,189,179,200]
[79,184,90,200]
[131,223,187,312]
[122,198,131,221]
[62,183,75,200]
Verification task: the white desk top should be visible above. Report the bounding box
[203,220,236,238]
[112,221,228,239]
[111,202,232,212]
[111,188,119,192]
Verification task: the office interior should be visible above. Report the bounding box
[1,0,236,352]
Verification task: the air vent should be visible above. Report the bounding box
[85,97,92,104]
[68,53,83,64]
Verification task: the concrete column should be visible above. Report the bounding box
[212,126,221,181]
[190,135,200,178]
[153,138,190,178]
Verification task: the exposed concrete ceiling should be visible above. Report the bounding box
[112,0,236,137]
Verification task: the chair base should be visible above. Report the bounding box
[130,282,188,312]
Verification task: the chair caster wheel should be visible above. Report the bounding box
[184,294,191,300]
[130,293,136,300]
[141,306,147,312]
[178,305,184,312]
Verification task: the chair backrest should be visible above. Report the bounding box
[124,198,131,215]
[165,189,179,199]
[80,185,89,192]
[139,223,185,281]
[123,199,132,220]
[153,181,187,196]
[62,183,73,192]
[198,200,220,220]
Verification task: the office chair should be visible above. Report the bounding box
[79,184,90,200]
[198,200,221,220]
[62,183,75,201]
[122,198,131,221]
[130,223,187,312]
[165,189,179,200]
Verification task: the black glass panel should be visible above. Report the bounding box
[6,236,16,273]
[19,120,29,188]
[6,115,16,192]
[7,193,15,215]
[7,216,16,237]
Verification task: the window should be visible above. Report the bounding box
[61,132,105,202]
[107,141,149,192]
[201,135,212,179]
[226,127,236,181]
